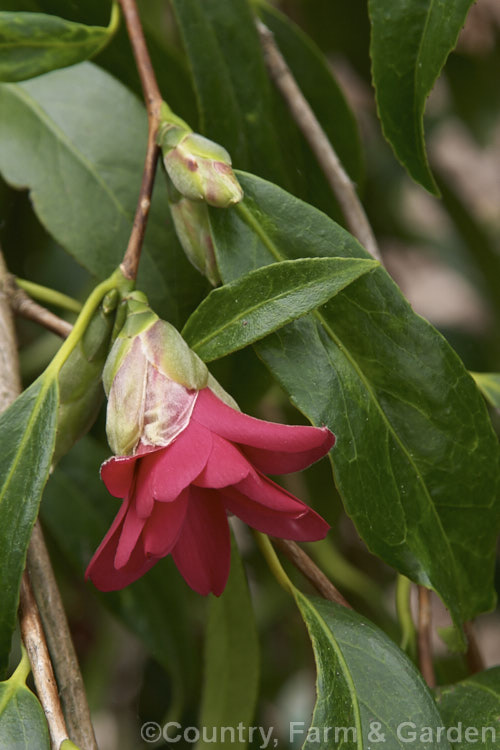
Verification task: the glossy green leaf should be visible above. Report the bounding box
[0,62,206,326]
[0,377,58,676]
[209,172,500,627]
[0,8,117,82]
[295,594,450,749]
[0,651,50,749]
[470,373,500,410]
[197,538,259,750]
[435,668,500,747]
[368,0,474,193]
[41,436,198,717]
[183,257,377,361]
[170,0,287,185]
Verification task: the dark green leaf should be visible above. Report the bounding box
[209,172,500,627]
[295,594,450,749]
[0,9,116,82]
[0,377,58,676]
[368,0,474,193]
[197,538,259,750]
[470,373,500,410]
[183,257,377,361]
[0,62,206,326]
[0,653,50,749]
[41,436,198,716]
[255,0,363,187]
[170,0,287,185]
[435,668,500,748]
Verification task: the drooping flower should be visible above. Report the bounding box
[85,293,334,596]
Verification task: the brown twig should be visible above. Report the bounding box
[117,0,163,280]
[0,253,22,412]
[19,569,69,749]
[256,21,382,264]
[272,537,352,608]
[0,251,96,748]
[28,522,98,750]
[464,620,485,675]
[417,585,435,687]
[8,280,72,338]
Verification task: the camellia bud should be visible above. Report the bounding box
[169,191,220,286]
[158,114,243,208]
[103,292,235,456]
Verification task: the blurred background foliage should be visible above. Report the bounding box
[1,0,500,747]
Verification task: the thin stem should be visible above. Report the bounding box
[256,21,382,264]
[464,621,485,675]
[28,522,98,750]
[0,252,22,412]
[15,278,82,314]
[19,570,69,749]
[117,0,163,280]
[47,268,128,378]
[272,537,352,608]
[396,575,417,657]
[417,586,435,687]
[9,283,73,339]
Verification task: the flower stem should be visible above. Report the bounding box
[46,267,131,378]
[14,278,82,314]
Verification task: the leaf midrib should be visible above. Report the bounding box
[235,202,456,576]
[412,0,436,119]
[298,594,363,750]
[0,379,54,513]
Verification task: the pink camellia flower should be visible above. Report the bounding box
[86,387,334,596]
[85,292,334,596]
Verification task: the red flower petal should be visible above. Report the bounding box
[150,420,213,501]
[100,454,139,498]
[85,498,157,591]
[193,388,335,474]
[233,471,306,513]
[172,487,230,596]
[114,497,146,569]
[222,485,330,541]
[143,488,189,557]
[193,432,252,488]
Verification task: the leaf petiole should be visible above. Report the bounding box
[15,278,82,314]
[253,531,296,596]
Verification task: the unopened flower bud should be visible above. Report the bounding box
[103,292,213,456]
[161,131,243,208]
[169,195,220,286]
